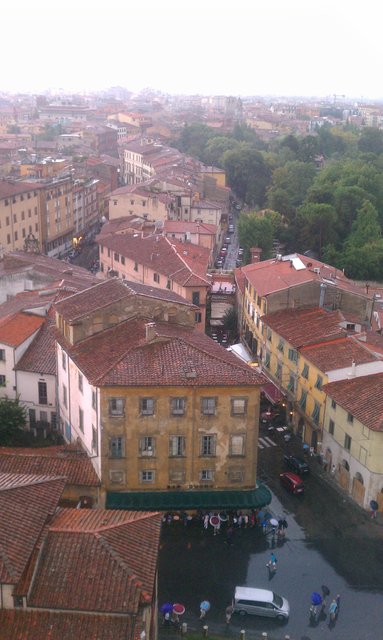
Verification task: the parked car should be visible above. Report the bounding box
[228,224,235,233]
[280,471,305,494]
[236,258,243,267]
[215,258,224,268]
[225,235,231,244]
[238,247,244,256]
[233,586,290,620]
[283,454,310,475]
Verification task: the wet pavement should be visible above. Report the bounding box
[158,435,383,640]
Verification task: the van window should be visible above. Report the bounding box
[273,593,283,608]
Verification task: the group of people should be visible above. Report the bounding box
[310,586,341,624]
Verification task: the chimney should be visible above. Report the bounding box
[348,360,356,379]
[250,247,262,263]
[145,322,156,342]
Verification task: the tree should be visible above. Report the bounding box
[0,397,27,445]
[358,127,383,155]
[298,136,319,163]
[237,213,274,260]
[223,146,271,207]
[295,203,338,256]
[175,123,214,159]
[346,200,381,248]
[222,307,239,342]
[202,136,239,167]
[266,161,316,221]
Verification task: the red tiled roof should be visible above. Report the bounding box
[0,473,65,584]
[54,318,265,387]
[0,312,45,347]
[15,306,56,374]
[322,372,383,431]
[0,445,100,487]
[301,336,380,371]
[0,181,41,198]
[54,277,194,323]
[0,610,135,640]
[26,509,162,613]
[262,307,345,348]
[242,253,373,299]
[164,220,217,235]
[97,233,211,287]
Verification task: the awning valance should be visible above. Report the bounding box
[106,485,272,511]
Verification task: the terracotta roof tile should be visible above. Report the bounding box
[54,278,194,323]
[96,233,211,288]
[0,446,100,487]
[54,318,265,387]
[0,609,135,640]
[301,336,380,371]
[15,307,56,374]
[0,312,45,347]
[262,307,345,348]
[0,473,65,583]
[323,372,383,431]
[27,509,162,613]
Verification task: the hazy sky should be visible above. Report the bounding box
[2,0,382,99]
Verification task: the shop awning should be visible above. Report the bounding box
[106,485,272,511]
[261,381,283,404]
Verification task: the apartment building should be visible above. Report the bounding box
[0,181,41,252]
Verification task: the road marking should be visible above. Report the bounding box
[258,437,278,449]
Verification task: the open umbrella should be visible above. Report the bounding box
[270,518,279,527]
[173,603,185,615]
[311,592,322,606]
[200,600,210,612]
[160,602,173,614]
[210,515,220,527]
[370,500,378,511]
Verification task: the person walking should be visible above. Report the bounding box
[266,552,277,573]
[225,604,234,624]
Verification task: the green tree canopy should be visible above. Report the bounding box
[223,146,271,207]
[237,212,276,261]
[295,203,338,256]
[202,136,239,167]
[0,397,27,445]
[266,161,316,221]
[358,127,383,155]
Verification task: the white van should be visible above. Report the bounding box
[233,586,290,620]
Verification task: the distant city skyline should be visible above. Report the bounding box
[2,0,382,101]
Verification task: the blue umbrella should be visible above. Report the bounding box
[200,600,210,612]
[160,602,173,614]
[311,592,322,605]
[370,500,378,511]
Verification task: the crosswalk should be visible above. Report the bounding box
[258,436,278,450]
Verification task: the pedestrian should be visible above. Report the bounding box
[266,552,277,572]
[163,612,171,627]
[225,604,234,624]
[203,514,209,530]
[371,507,377,519]
[336,594,341,609]
[331,464,336,476]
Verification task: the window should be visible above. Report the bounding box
[29,409,36,426]
[0,375,5,387]
[277,338,284,352]
[92,389,97,410]
[109,398,125,416]
[169,469,185,483]
[40,411,48,423]
[200,469,214,481]
[192,291,200,305]
[267,329,272,342]
[344,434,352,451]
[13,596,23,608]
[78,373,83,393]
[63,384,67,408]
[121,256,125,265]
[264,352,270,369]
[51,413,57,430]
[331,399,336,410]
[287,374,295,392]
[347,412,354,424]
[166,279,171,290]
[79,408,84,433]
[169,435,185,457]
[139,436,155,456]
[315,374,323,389]
[110,470,125,484]
[230,434,245,456]
[0,349,5,361]
[299,389,307,410]
[140,397,154,415]
[276,362,282,379]
[153,272,160,283]
[202,397,216,415]
[14,231,18,241]
[311,401,320,424]
[231,398,247,415]
[228,467,245,483]
[134,261,138,272]
[114,252,120,262]
[38,381,48,405]
[171,397,185,415]
[201,434,216,456]
[62,351,66,370]
[109,436,125,458]
[140,470,155,483]
[195,312,202,323]
[329,419,335,435]
[302,363,309,379]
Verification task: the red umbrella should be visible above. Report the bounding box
[173,603,185,615]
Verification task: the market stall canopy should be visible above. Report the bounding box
[106,485,272,511]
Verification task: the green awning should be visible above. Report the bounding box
[106,484,272,511]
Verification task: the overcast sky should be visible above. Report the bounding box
[2,0,382,99]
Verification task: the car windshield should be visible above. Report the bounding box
[273,593,283,608]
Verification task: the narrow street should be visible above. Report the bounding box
[158,434,383,640]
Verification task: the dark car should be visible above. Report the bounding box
[280,471,305,494]
[283,454,310,475]
[215,257,224,268]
